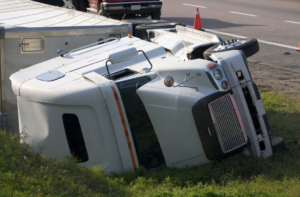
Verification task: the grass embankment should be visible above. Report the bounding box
[1,89,300,196]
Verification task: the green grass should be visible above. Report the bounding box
[1,89,300,196]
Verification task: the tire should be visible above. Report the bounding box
[71,0,79,10]
[99,2,106,16]
[79,0,88,12]
[135,22,186,40]
[271,136,289,153]
[203,38,259,60]
[72,0,88,12]
[123,19,166,36]
[150,12,161,20]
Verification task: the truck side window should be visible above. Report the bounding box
[62,114,89,163]
[117,77,165,169]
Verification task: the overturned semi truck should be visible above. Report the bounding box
[0,0,132,133]
[10,35,273,173]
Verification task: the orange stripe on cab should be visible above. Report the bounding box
[111,87,137,171]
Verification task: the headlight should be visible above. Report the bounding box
[221,81,229,90]
[213,69,223,81]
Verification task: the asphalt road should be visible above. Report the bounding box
[161,0,300,47]
[161,0,300,73]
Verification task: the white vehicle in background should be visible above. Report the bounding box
[10,34,274,173]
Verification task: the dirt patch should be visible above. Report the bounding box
[248,61,300,95]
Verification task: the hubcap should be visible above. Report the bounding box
[214,39,246,51]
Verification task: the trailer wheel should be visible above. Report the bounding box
[203,38,259,60]
[150,12,161,20]
[71,0,79,10]
[72,0,88,12]
[78,0,88,12]
[135,22,186,40]
[99,2,106,16]
[123,19,166,36]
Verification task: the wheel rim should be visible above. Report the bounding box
[214,39,246,51]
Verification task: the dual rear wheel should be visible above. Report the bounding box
[134,23,259,59]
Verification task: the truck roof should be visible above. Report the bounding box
[10,36,180,101]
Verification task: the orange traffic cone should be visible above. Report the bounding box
[298,41,300,51]
[194,8,202,30]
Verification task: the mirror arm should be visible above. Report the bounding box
[173,72,201,90]
[164,73,200,90]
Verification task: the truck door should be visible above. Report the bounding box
[116,76,165,169]
[86,72,165,170]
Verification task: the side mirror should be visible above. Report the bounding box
[164,76,174,87]
[57,49,64,57]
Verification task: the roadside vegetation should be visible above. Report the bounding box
[1,88,300,197]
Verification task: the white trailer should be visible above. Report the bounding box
[10,34,273,173]
[0,0,132,133]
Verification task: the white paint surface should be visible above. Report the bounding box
[230,11,258,17]
[182,3,207,9]
[285,20,300,25]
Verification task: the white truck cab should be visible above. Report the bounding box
[10,35,273,173]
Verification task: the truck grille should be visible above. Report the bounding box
[208,94,247,153]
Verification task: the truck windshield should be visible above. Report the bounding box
[117,77,165,169]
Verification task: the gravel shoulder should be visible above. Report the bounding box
[248,60,300,95]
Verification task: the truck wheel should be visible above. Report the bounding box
[72,0,88,12]
[71,0,79,10]
[99,2,106,16]
[203,38,259,60]
[135,22,186,40]
[78,0,88,12]
[150,12,161,20]
[123,19,166,36]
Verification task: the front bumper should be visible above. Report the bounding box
[102,1,162,15]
